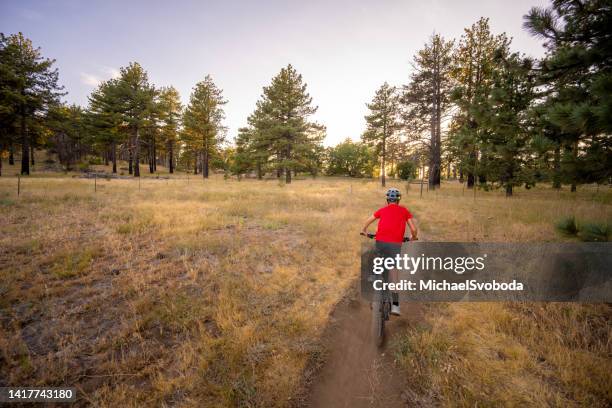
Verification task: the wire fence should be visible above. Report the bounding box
[3,172,609,201]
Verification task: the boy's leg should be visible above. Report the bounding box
[390,268,400,305]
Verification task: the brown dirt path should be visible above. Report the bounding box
[305,288,423,407]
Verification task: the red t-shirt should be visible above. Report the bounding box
[373,204,413,243]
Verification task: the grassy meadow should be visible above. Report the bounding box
[0,162,611,407]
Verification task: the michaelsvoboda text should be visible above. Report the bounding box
[372,279,524,292]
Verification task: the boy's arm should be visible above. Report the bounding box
[408,218,418,240]
[361,215,377,235]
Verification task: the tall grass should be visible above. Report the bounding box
[0,171,610,406]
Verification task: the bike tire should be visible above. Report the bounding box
[371,299,385,347]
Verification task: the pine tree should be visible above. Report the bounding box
[402,34,455,189]
[248,64,322,184]
[46,103,86,171]
[233,103,276,180]
[0,32,64,175]
[183,75,227,179]
[292,124,325,178]
[87,78,124,173]
[449,18,511,188]
[232,126,258,178]
[142,93,162,174]
[362,82,400,187]
[101,62,157,177]
[158,86,182,174]
[474,51,536,196]
[524,0,612,190]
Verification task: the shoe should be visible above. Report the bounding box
[391,304,401,316]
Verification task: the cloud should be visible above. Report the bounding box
[80,66,120,87]
[80,72,101,87]
[103,67,120,79]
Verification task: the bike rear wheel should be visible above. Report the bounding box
[371,298,384,347]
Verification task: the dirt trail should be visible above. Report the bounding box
[305,290,423,407]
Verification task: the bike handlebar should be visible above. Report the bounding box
[360,232,415,242]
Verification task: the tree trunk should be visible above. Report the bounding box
[203,146,209,179]
[104,148,109,166]
[168,141,174,174]
[285,167,291,184]
[134,128,140,177]
[381,135,386,187]
[552,145,561,189]
[467,148,476,188]
[285,146,291,184]
[570,141,577,192]
[257,161,262,180]
[149,142,154,174]
[478,172,486,185]
[9,143,14,165]
[153,138,157,172]
[31,145,35,166]
[477,150,486,185]
[112,140,117,173]
[20,109,29,175]
[504,163,513,197]
[467,173,475,188]
[429,60,442,190]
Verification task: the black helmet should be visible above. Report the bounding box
[386,188,401,202]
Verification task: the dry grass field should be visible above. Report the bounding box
[0,162,610,407]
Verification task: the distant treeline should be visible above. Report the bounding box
[0,1,610,194]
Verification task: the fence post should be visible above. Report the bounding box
[94,173,97,192]
[420,166,424,199]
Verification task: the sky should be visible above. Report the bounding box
[0,0,549,146]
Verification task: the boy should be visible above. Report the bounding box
[361,188,418,315]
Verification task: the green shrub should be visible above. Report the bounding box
[556,216,579,236]
[0,197,14,206]
[579,222,610,242]
[50,248,99,278]
[397,160,417,180]
[87,156,103,165]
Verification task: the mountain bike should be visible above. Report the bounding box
[361,232,411,347]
